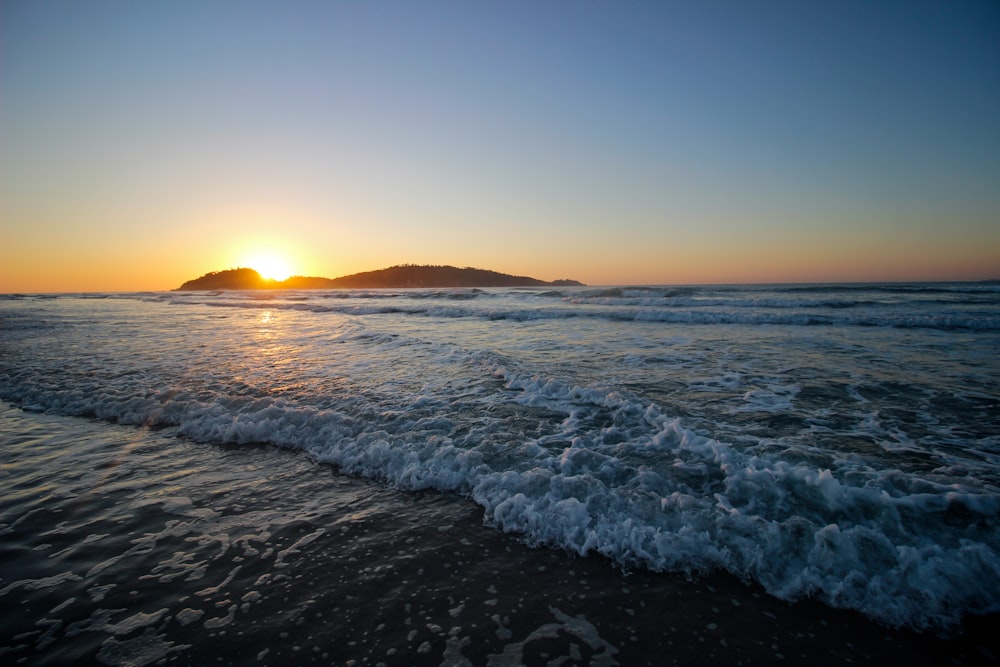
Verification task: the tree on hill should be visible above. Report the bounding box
[175,268,274,290]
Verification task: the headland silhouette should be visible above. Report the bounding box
[176,265,584,290]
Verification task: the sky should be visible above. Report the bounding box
[1,1,998,291]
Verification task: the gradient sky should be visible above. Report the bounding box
[2,1,998,291]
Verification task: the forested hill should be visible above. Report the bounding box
[175,265,583,290]
[175,268,276,290]
[313,265,583,288]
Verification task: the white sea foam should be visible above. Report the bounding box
[8,349,995,628]
[1,286,998,630]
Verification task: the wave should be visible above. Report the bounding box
[568,294,999,309]
[774,282,1000,295]
[6,291,997,332]
[2,341,997,631]
[137,293,1000,331]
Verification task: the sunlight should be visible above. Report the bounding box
[244,253,293,282]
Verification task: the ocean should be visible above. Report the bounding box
[1,283,998,665]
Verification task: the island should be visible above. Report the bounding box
[175,265,584,290]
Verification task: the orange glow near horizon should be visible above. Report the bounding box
[241,252,294,282]
[0,241,997,293]
[221,229,310,283]
[0,212,997,292]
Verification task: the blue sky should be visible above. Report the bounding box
[2,1,998,290]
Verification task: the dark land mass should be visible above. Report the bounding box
[176,265,584,290]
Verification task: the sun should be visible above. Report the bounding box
[245,253,293,282]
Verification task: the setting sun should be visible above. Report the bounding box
[244,253,293,282]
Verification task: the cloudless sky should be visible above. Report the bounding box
[2,0,998,290]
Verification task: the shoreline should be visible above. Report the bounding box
[1,406,997,666]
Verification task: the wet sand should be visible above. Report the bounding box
[1,406,996,666]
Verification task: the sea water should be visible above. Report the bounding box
[1,284,998,657]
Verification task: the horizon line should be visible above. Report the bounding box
[3,277,999,296]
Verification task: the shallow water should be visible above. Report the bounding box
[1,405,997,666]
[1,284,998,637]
